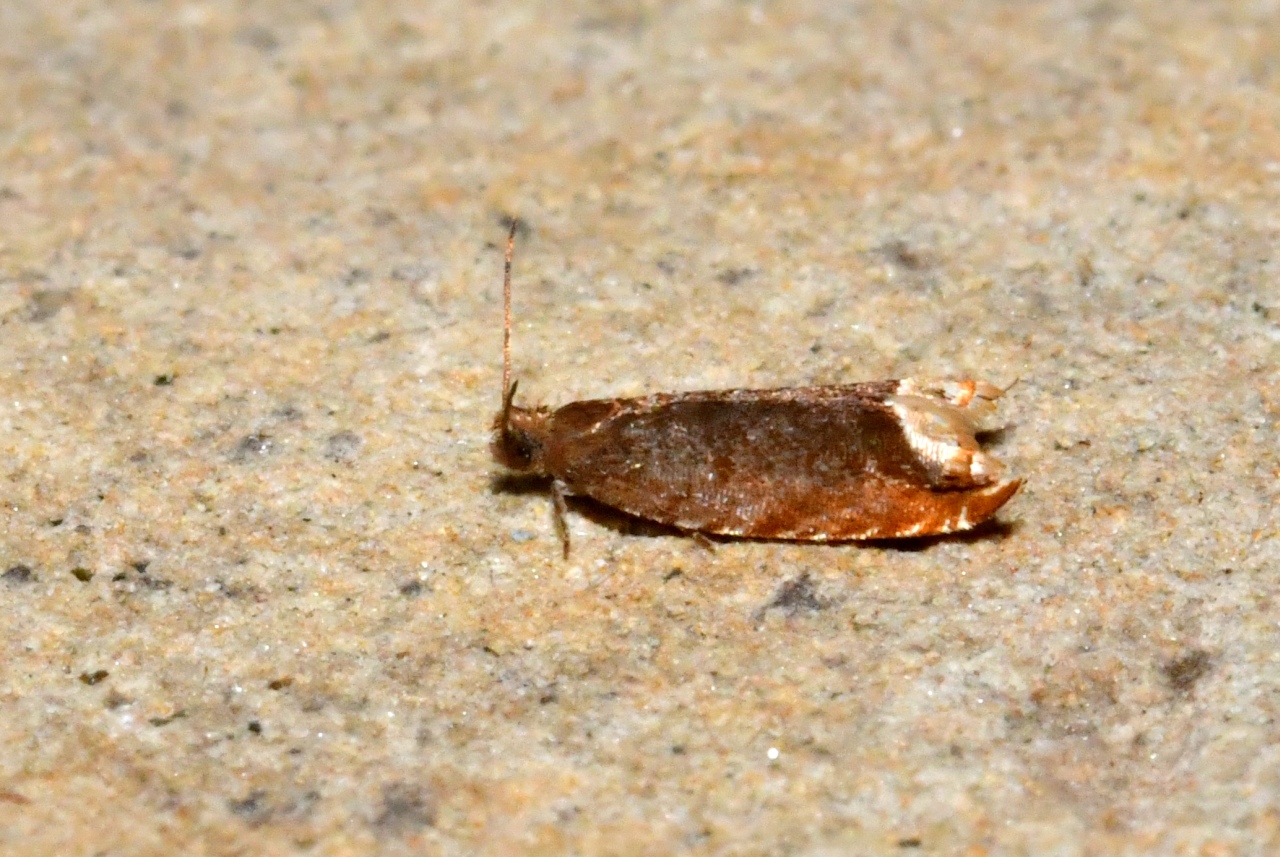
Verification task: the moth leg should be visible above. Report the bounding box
[552,479,571,558]
[691,531,717,552]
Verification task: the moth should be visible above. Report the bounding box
[491,222,1020,556]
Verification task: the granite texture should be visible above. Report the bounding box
[2,1,1278,855]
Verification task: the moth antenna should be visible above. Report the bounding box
[502,218,518,412]
[502,380,519,434]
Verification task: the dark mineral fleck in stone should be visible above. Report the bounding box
[233,433,274,460]
[1163,649,1212,693]
[374,783,436,834]
[2,565,34,585]
[763,572,826,615]
[323,431,363,463]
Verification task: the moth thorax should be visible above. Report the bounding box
[491,405,553,473]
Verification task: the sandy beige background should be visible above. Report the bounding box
[2,1,1278,855]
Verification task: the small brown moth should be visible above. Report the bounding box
[491,222,1020,556]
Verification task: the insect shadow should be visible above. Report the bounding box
[974,426,1014,446]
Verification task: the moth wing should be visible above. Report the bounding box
[543,383,1018,540]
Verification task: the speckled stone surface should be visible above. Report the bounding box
[2,2,1278,855]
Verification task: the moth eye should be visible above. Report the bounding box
[513,435,536,466]
[509,440,532,468]
[490,428,526,470]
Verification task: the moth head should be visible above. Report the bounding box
[491,380,552,473]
